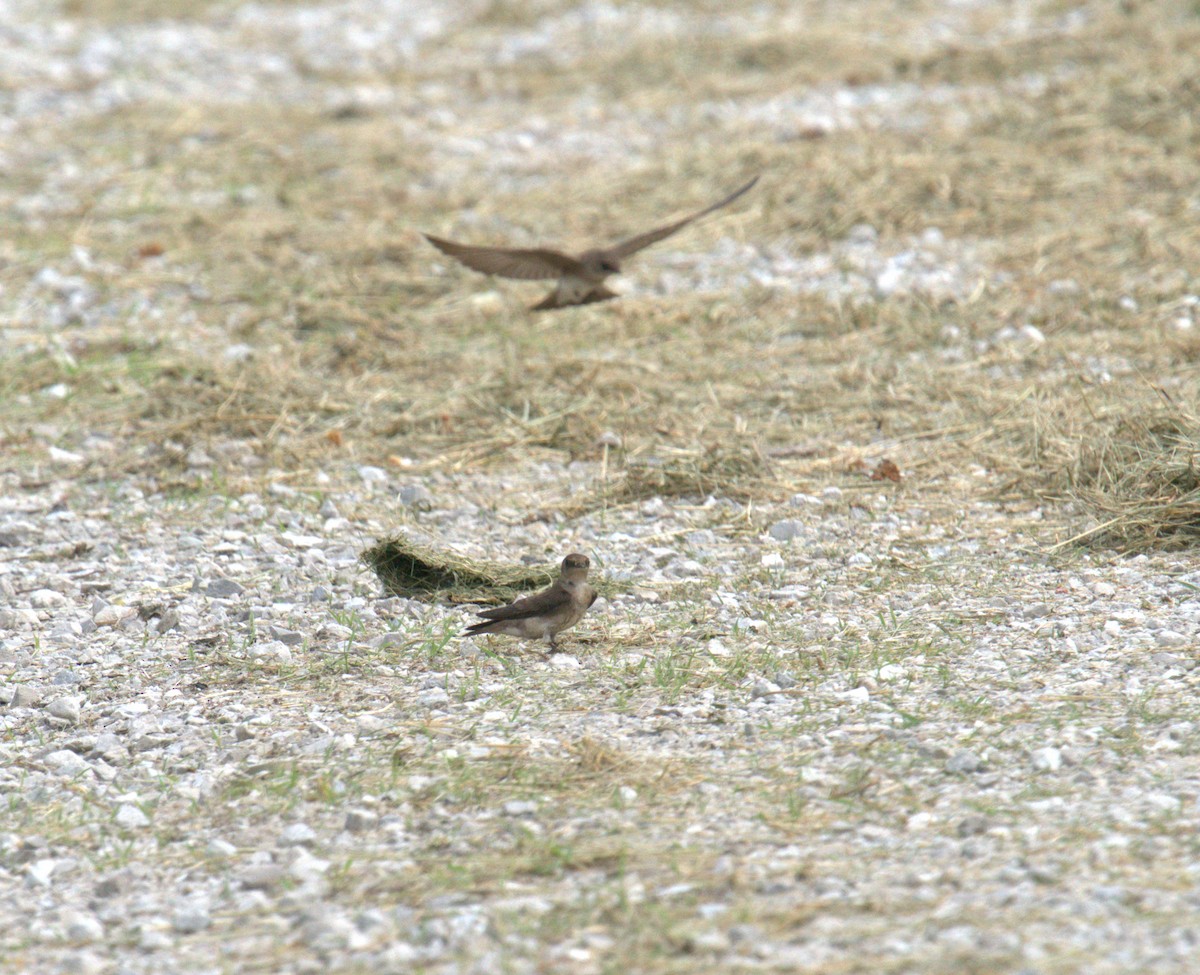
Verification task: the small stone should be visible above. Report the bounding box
[1031,747,1062,772]
[60,951,106,975]
[906,812,934,831]
[318,499,339,519]
[94,869,133,899]
[64,912,104,943]
[44,750,91,776]
[1150,652,1183,669]
[706,639,729,657]
[11,685,42,708]
[768,519,804,541]
[345,809,379,832]
[206,839,237,858]
[249,640,292,662]
[94,604,137,627]
[355,714,388,735]
[26,859,57,887]
[774,671,798,690]
[30,588,66,608]
[115,804,151,829]
[380,943,419,966]
[205,578,245,599]
[310,585,333,603]
[504,800,537,816]
[956,815,990,837]
[397,484,432,508]
[841,686,870,705]
[417,687,449,706]
[1156,629,1188,648]
[0,521,34,545]
[172,904,211,933]
[48,697,82,724]
[238,865,285,890]
[289,855,332,889]
[49,445,85,463]
[550,654,580,669]
[138,928,173,951]
[281,532,323,549]
[279,823,317,847]
[945,749,985,774]
[736,617,766,633]
[751,678,781,699]
[0,608,39,627]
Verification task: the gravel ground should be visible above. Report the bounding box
[3,2,1200,974]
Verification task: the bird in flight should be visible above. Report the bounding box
[463,553,598,651]
[424,176,758,310]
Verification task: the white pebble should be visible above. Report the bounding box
[115,804,150,829]
[1031,747,1062,772]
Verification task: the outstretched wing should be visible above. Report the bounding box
[424,234,584,280]
[603,176,758,260]
[472,586,570,623]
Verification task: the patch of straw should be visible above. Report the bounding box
[361,534,558,603]
[1052,405,1200,551]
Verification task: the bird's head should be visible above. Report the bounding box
[560,553,591,586]
[581,251,621,277]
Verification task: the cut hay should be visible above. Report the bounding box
[361,534,558,603]
[610,443,773,504]
[1054,405,1200,551]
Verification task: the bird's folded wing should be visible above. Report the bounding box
[474,587,570,621]
[423,235,585,279]
[604,175,759,260]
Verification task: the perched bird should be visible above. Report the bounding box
[424,176,758,310]
[463,553,598,650]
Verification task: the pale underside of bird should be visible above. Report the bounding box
[424,176,758,310]
[463,553,598,650]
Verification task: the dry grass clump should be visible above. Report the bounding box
[1060,404,1200,551]
[609,442,773,504]
[984,376,1200,552]
[361,534,558,603]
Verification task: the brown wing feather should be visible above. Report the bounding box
[473,585,570,622]
[424,234,584,280]
[603,176,759,260]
